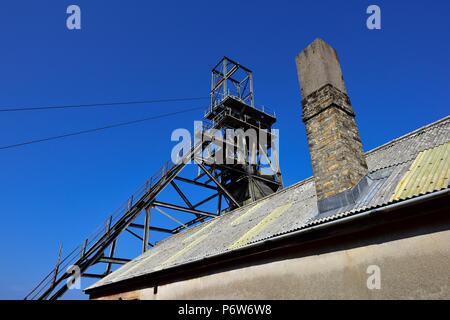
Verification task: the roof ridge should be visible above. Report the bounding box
[249,176,314,203]
[143,117,450,250]
[277,115,450,190]
[368,140,450,173]
[365,115,450,156]
[156,116,449,246]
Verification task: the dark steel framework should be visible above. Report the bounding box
[25,57,282,300]
[210,56,254,108]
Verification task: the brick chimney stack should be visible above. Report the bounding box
[296,38,368,212]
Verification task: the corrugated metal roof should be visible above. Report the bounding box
[229,203,292,249]
[365,116,450,171]
[88,115,450,290]
[391,142,450,201]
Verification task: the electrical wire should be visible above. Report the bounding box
[0,96,209,113]
[0,106,204,150]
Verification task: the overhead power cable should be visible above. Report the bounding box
[0,106,203,151]
[0,96,209,113]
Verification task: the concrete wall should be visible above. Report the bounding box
[95,221,450,300]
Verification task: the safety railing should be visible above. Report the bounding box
[24,151,185,300]
[206,91,276,117]
[26,116,227,300]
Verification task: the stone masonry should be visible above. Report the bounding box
[296,38,368,202]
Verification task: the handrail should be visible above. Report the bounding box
[205,94,276,118]
[25,127,213,300]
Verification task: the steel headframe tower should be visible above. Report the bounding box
[26,57,282,300]
[204,56,282,206]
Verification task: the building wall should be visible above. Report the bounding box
[95,220,450,300]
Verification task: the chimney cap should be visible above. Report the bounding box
[296,38,347,98]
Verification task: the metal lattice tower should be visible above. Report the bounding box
[205,57,282,206]
[25,57,282,300]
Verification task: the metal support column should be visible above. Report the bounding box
[105,216,116,275]
[196,161,240,208]
[142,206,151,254]
[52,243,62,287]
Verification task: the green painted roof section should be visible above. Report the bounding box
[392,141,450,201]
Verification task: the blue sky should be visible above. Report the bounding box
[0,0,448,299]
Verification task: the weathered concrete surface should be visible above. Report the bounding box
[296,38,347,98]
[95,223,450,300]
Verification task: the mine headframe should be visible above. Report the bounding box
[202,57,283,207]
[25,57,283,300]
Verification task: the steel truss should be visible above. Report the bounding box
[26,57,282,300]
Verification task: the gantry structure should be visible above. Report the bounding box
[25,57,282,300]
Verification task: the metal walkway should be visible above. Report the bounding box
[25,57,283,300]
[25,138,212,300]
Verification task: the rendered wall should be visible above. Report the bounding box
[95,221,450,300]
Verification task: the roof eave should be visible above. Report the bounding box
[85,187,450,298]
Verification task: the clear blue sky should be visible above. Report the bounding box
[0,0,448,299]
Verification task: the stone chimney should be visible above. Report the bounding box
[295,38,368,212]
